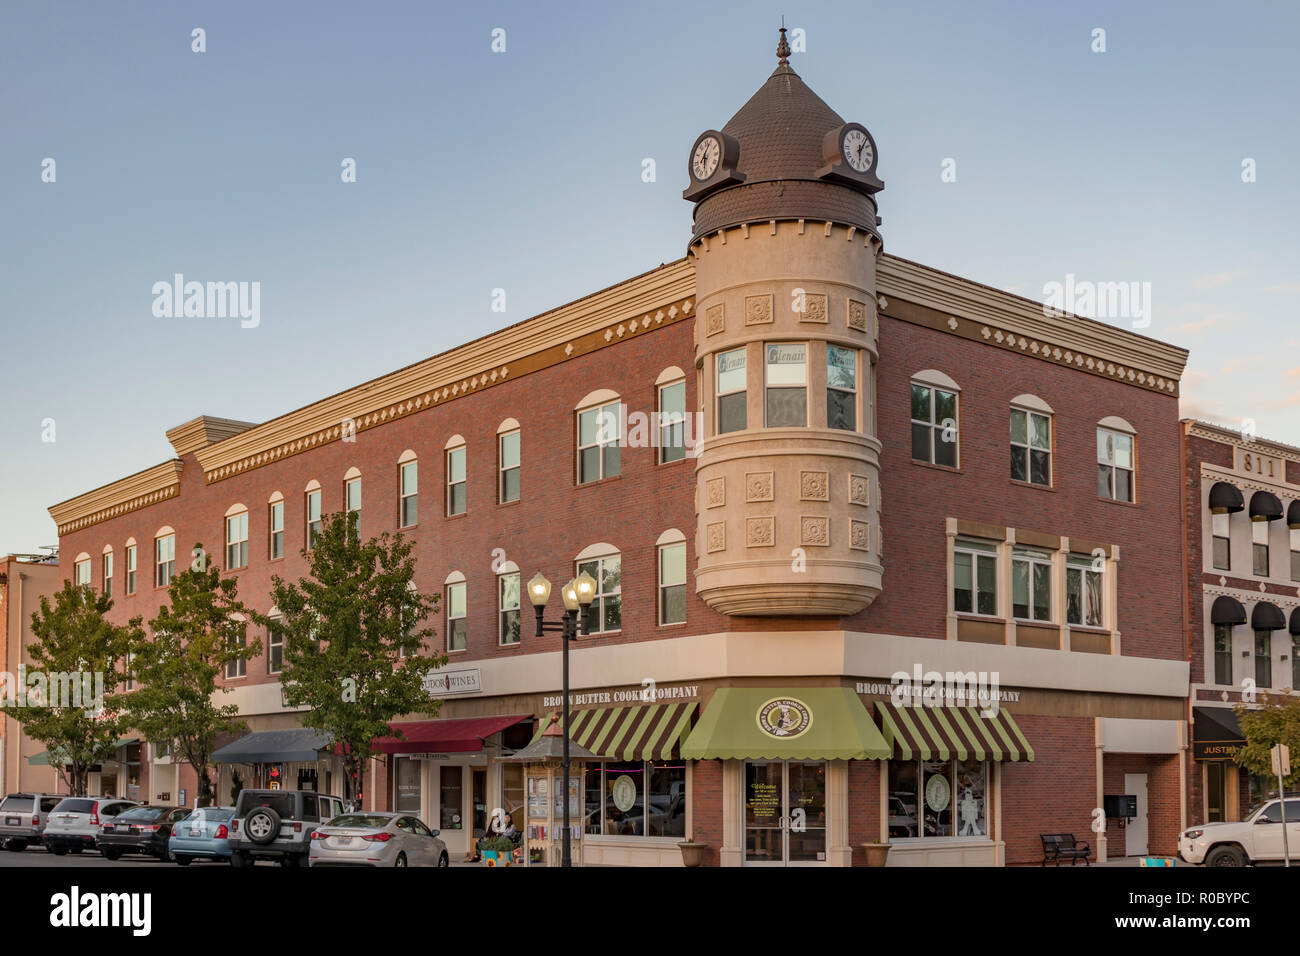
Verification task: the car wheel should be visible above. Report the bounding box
[101,848,122,861]
[438,852,448,868]
[49,846,67,856]
[1205,846,1247,867]
[230,851,250,868]
[5,840,27,852]
[244,807,281,845]
[394,852,407,868]
[175,854,192,866]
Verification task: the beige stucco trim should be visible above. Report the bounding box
[343,466,361,480]
[655,365,686,386]
[1011,393,1054,414]
[1099,415,1136,433]
[655,528,687,546]
[443,434,466,450]
[495,418,520,435]
[911,368,961,391]
[224,503,247,518]
[576,389,619,410]
[444,570,466,585]
[267,490,283,504]
[48,459,183,536]
[304,479,321,493]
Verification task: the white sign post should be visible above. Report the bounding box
[1271,743,1292,868]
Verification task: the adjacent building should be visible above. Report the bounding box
[0,554,62,796]
[47,33,1194,865]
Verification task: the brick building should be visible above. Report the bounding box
[1183,419,1300,825]
[1,554,62,796]
[49,33,1192,865]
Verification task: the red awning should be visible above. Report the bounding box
[373,715,532,755]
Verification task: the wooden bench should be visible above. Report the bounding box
[1040,833,1091,866]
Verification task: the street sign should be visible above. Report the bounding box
[1271,743,1291,778]
[1271,744,1292,867]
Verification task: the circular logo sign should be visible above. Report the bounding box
[756,696,813,740]
[611,774,637,813]
[925,773,951,813]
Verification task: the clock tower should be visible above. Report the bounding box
[686,29,885,616]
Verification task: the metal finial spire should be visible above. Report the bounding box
[776,23,791,64]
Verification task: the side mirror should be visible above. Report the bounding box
[432,829,440,838]
[1255,816,1276,824]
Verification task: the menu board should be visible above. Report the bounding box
[747,779,780,820]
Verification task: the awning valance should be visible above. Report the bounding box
[1250,490,1283,522]
[28,737,139,766]
[211,728,333,764]
[529,702,695,762]
[1251,601,1286,631]
[1208,481,1245,514]
[374,714,531,755]
[876,702,1034,762]
[1289,500,1300,529]
[681,688,890,761]
[1210,595,1247,626]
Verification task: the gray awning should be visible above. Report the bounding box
[211,728,333,764]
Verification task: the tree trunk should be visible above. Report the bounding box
[193,762,214,807]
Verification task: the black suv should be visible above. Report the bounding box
[229,790,344,867]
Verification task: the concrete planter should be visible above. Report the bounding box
[861,843,891,867]
[678,841,710,867]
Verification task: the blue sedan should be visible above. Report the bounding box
[168,806,235,865]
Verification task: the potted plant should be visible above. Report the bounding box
[861,839,891,867]
[478,835,516,867]
[677,836,709,867]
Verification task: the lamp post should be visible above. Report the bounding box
[528,570,596,867]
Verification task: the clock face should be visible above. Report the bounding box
[692,136,721,181]
[842,128,873,172]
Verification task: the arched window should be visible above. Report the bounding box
[911,370,959,467]
[445,570,467,652]
[497,420,521,503]
[445,435,467,516]
[101,545,114,598]
[576,390,621,484]
[575,543,621,634]
[225,504,249,570]
[656,530,687,625]
[343,467,362,536]
[267,607,284,675]
[124,537,138,595]
[154,527,176,587]
[655,368,687,463]
[497,561,521,646]
[268,491,285,560]
[304,480,322,548]
[1010,394,1053,487]
[398,450,418,527]
[74,552,91,587]
[1097,417,1136,503]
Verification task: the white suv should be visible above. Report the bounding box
[1179,796,1300,866]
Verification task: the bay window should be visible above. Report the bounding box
[953,538,997,616]
[826,345,858,430]
[716,348,747,433]
[764,343,807,427]
[1011,547,1052,621]
[1066,554,1104,627]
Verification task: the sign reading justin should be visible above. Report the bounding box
[756,696,813,739]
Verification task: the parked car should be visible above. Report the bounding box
[43,797,140,855]
[1179,795,1300,866]
[0,793,63,851]
[168,806,235,865]
[229,789,345,867]
[97,806,191,861]
[309,812,448,867]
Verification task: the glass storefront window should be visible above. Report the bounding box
[439,766,463,830]
[393,757,421,814]
[889,758,988,840]
[584,760,686,838]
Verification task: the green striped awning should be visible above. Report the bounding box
[876,702,1034,762]
[527,701,696,761]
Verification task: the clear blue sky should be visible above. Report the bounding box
[2,0,1297,555]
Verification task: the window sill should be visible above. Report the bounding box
[912,459,961,475]
[445,647,468,655]
[583,834,685,845]
[497,499,522,509]
[497,641,524,650]
[445,512,468,521]
[1009,479,1055,493]
[1098,495,1138,508]
[398,523,419,532]
[657,621,687,629]
[656,456,690,469]
[576,474,623,489]
[581,630,622,639]
[1012,618,1055,626]
[954,613,1004,623]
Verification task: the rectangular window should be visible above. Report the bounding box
[826,345,858,431]
[1066,554,1104,627]
[764,343,807,427]
[888,758,986,840]
[1253,520,1270,577]
[225,511,248,570]
[911,383,958,467]
[577,402,621,483]
[75,560,91,587]
[1254,629,1272,688]
[1011,547,1052,621]
[583,761,686,839]
[155,535,175,588]
[1292,528,1300,582]
[447,581,467,651]
[1010,408,1051,486]
[1212,512,1231,571]
[345,477,361,535]
[101,552,113,598]
[716,349,747,434]
[1097,428,1135,502]
[399,461,418,527]
[578,554,622,634]
[225,622,247,679]
[269,501,284,559]
[446,447,466,515]
[499,431,520,502]
[268,619,284,675]
[953,538,997,616]
[498,573,520,646]
[1214,624,1233,686]
[125,545,137,595]
[306,490,322,548]
[124,650,134,691]
[658,381,687,463]
[659,542,687,625]
[439,766,463,831]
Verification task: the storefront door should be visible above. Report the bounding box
[743,761,827,865]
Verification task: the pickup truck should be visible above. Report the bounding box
[1179,796,1300,865]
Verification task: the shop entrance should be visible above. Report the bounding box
[743,761,827,865]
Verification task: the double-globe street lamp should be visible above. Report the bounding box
[527,570,597,868]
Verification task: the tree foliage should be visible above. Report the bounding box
[1235,693,1300,789]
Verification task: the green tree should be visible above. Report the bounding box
[121,545,259,806]
[1234,693,1300,791]
[4,581,134,796]
[261,512,445,805]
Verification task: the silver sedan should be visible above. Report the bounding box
[309,813,448,867]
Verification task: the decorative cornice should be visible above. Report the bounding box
[165,416,257,458]
[1186,419,1300,463]
[48,461,184,536]
[194,260,695,484]
[877,254,1188,396]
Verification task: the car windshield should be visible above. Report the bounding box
[117,807,166,822]
[325,814,392,829]
[239,793,295,817]
[51,799,94,814]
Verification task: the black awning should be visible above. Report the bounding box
[1209,481,1245,514]
[1210,595,1247,626]
[211,728,333,764]
[1250,490,1283,522]
[1289,500,1300,529]
[1251,601,1286,631]
[1192,707,1245,760]
[1290,607,1300,635]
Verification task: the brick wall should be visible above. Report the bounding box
[847,758,882,864]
